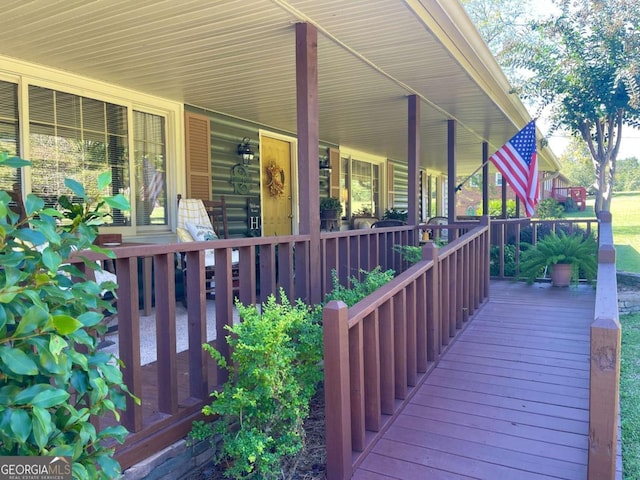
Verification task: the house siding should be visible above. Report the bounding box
[185,105,334,237]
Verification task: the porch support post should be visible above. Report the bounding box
[447,119,456,222]
[408,95,420,228]
[501,171,508,218]
[296,22,321,304]
[482,142,489,215]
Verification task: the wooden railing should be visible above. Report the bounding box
[588,211,621,479]
[77,235,314,468]
[490,217,599,279]
[322,217,491,479]
[320,225,416,295]
[74,223,440,469]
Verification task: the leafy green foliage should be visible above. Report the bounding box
[200,292,323,479]
[193,267,394,478]
[558,137,597,189]
[535,198,565,219]
[324,267,395,308]
[393,245,423,265]
[502,0,640,213]
[488,199,516,218]
[382,208,408,222]
[319,196,343,216]
[0,152,135,478]
[518,230,597,285]
[490,243,517,277]
[614,157,640,192]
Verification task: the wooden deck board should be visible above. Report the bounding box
[353,280,595,479]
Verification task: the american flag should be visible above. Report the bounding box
[141,157,164,207]
[489,121,539,217]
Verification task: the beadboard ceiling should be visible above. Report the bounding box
[0,0,559,174]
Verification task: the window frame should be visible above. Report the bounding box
[0,60,183,238]
[339,147,387,219]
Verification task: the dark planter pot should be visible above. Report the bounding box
[320,209,339,220]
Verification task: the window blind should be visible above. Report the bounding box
[0,80,20,192]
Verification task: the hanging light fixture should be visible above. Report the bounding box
[237,137,255,165]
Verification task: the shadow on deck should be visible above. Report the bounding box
[353,280,607,480]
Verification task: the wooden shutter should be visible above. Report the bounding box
[329,147,340,199]
[184,111,212,200]
[387,162,395,207]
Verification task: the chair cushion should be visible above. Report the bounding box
[176,227,193,243]
[186,222,219,242]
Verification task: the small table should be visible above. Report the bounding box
[321,218,339,231]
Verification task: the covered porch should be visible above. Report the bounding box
[352,280,605,479]
[74,214,620,480]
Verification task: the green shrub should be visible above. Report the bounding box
[393,245,423,265]
[0,153,135,479]
[324,266,395,307]
[488,199,516,218]
[536,198,565,219]
[198,292,323,479]
[490,244,518,277]
[392,242,448,266]
[193,266,394,477]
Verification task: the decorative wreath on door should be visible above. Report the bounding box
[265,161,285,198]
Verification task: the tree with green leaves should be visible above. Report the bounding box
[463,0,640,213]
[614,157,640,192]
[558,137,595,189]
[502,0,640,213]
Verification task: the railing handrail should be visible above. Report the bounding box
[588,211,621,480]
[323,218,491,479]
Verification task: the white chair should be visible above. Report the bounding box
[425,216,449,242]
[176,197,239,302]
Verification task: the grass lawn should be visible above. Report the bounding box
[566,192,640,272]
[621,313,640,479]
[605,192,640,479]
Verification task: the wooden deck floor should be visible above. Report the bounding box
[353,280,600,480]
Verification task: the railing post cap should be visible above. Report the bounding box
[325,300,348,311]
[598,244,616,264]
[598,211,612,223]
[422,241,438,260]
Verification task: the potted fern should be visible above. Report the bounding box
[518,230,597,287]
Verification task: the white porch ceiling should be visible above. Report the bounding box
[0,0,559,174]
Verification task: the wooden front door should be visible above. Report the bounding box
[261,136,293,236]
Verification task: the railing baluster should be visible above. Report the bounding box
[364,311,381,431]
[393,291,407,399]
[406,281,417,386]
[349,322,365,452]
[154,253,178,413]
[185,250,209,393]
[115,256,143,432]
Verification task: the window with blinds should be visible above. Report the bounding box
[134,111,167,226]
[0,80,20,192]
[351,159,380,217]
[340,156,350,218]
[29,85,130,225]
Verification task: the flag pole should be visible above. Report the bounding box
[455,158,491,192]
